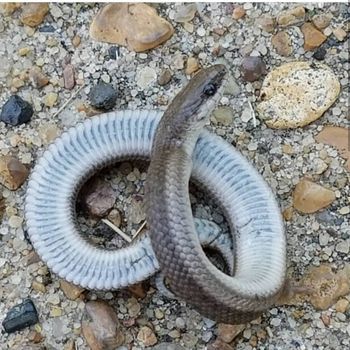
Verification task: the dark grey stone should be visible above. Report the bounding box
[89,82,118,110]
[313,47,327,61]
[0,95,33,126]
[2,299,39,333]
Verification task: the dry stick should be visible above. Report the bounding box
[248,100,257,128]
[101,219,132,243]
[52,84,85,119]
[132,220,147,241]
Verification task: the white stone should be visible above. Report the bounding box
[136,67,157,89]
[257,62,340,128]
[335,240,349,254]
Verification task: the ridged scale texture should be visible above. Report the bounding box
[25,110,233,290]
[147,124,286,324]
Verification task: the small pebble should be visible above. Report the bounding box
[158,69,172,86]
[0,95,33,126]
[89,82,117,110]
[232,6,245,20]
[44,93,58,108]
[241,56,266,82]
[313,47,327,60]
[63,64,75,90]
[2,299,39,333]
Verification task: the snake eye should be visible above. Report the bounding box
[203,83,217,97]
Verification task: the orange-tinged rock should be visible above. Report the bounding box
[272,31,293,56]
[315,126,350,172]
[277,264,350,310]
[81,300,124,350]
[90,3,174,52]
[293,179,335,214]
[20,3,49,27]
[277,6,305,27]
[301,22,327,51]
[137,326,157,347]
[0,156,29,190]
[217,323,245,343]
[185,57,200,75]
[232,6,245,20]
[0,3,21,16]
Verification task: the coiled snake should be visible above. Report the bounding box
[25,65,286,324]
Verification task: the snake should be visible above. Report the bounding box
[24,64,286,324]
[146,65,286,323]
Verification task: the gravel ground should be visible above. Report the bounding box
[0,3,349,350]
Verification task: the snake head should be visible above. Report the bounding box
[159,64,228,148]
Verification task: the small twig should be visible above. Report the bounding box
[52,84,85,119]
[247,100,257,128]
[132,220,147,241]
[102,219,132,243]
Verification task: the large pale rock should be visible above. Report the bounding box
[90,4,174,52]
[293,179,335,214]
[315,126,350,172]
[257,62,340,129]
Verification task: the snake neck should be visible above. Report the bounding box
[152,116,203,158]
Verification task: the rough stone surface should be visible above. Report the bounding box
[293,179,336,214]
[81,301,124,350]
[137,326,158,347]
[90,4,174,52]
[20,3,49,27]
[158,69,172,86]
[256,15,275,33]
[301,23,327,51]
[312,13,333,30]
[185,57,200,75]
[257,62,340,128]
[232,6,246,20]
[241,56,266,82]
[60,280,85,300]
[313,47,327,61]
[81,178,117,218]
[0,156,29,190]
[217,323,245,343]
[0,95,33,126]
[315,126,350,171]
[208,339,234,350]
[277,6,305,27]
[333,27,347,41]
[29,67,49,89]
[63,64,75,90]
[89,82,117,110]
[0,3,21,16]
[173,3,197,23]
[280,265,350,310]
[271,31,293,56]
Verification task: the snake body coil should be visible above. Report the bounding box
[25,65,286,324]
[146,65,286,323]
